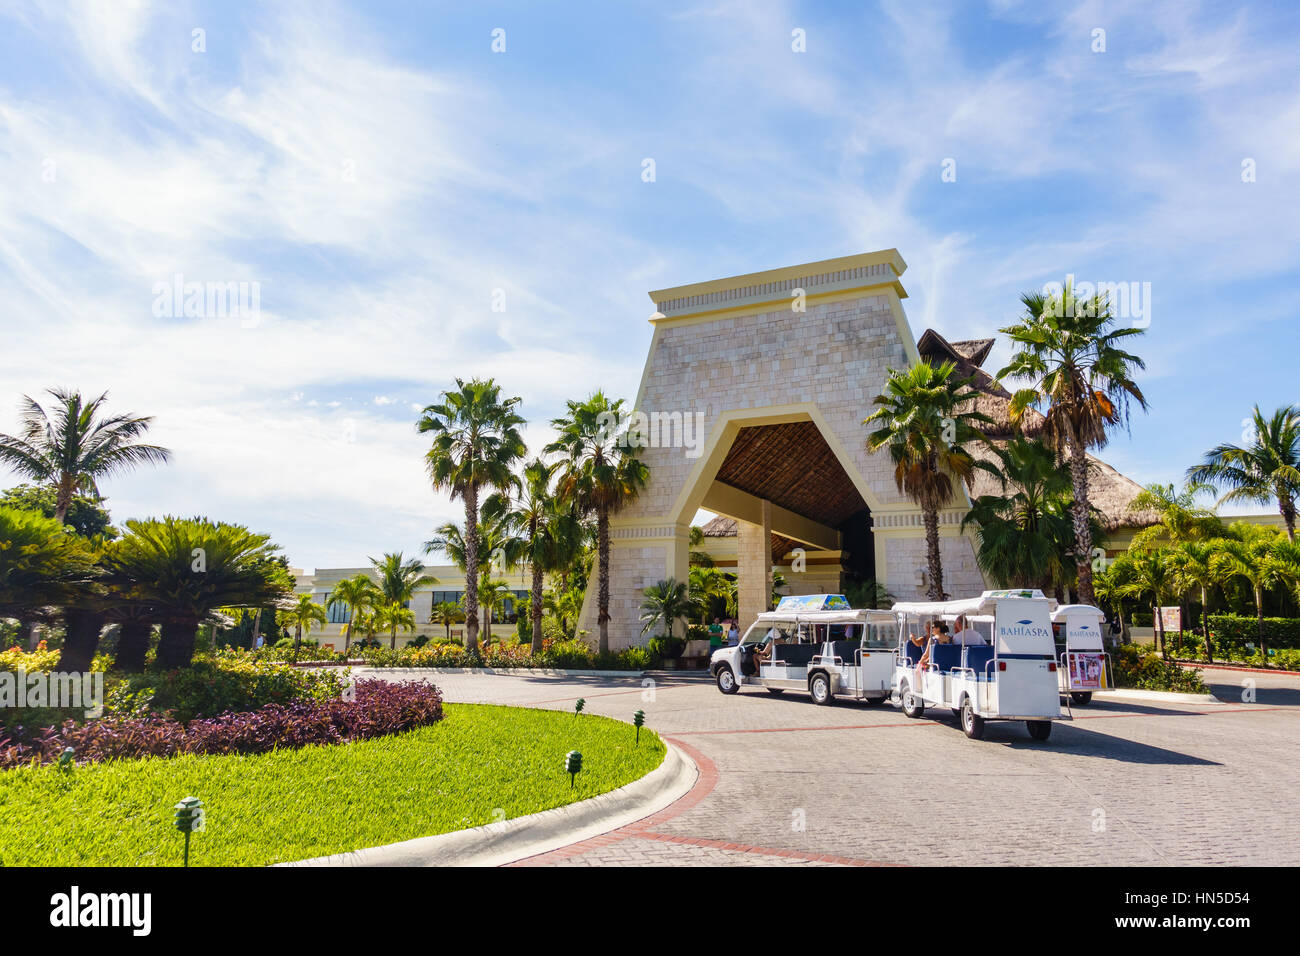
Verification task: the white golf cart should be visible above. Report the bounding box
[892,589,1065,741]
[709,594,898,705]
[1052,604,1112,706]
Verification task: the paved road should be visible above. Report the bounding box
[357,666,1300,866]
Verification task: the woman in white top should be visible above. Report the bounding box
[951,614,987,646]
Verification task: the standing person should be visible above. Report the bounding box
[727,621,740,645]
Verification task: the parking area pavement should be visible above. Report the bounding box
[356,666,1300,867]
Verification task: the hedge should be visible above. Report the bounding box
[1206,614,1300,651]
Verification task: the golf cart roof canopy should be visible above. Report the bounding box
[754,608,897,626]
[891,588,1055,617]
[1051,604,1106,621]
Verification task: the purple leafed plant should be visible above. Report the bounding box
[0,680,443,769]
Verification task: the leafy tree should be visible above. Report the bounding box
[1129,481,1223,549]
[0,389,170,525]
[1213,535,1287,660]
[547,393,649,654]
[0,506,98,651]
[418,379,526,653]
[997,279,1149,605]
[373,602,416,649]
[1170,540,1232,663]
[1188,404,1300,542]
[865,361,995,600]
[640,579,692,638]
[0,484,116,539]
[104,517,291,669]
[1118,547,1178,659]
[326,574,380,655]
[430,600,464,641]
[278,593,327,661]
[368,552,434,649]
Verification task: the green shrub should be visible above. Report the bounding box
[1112,645,1206,694]
[108,654,348,722]
[1206,614,1300,652]
[647,636,685,659]
[685,624,710,641]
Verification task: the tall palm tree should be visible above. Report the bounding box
[865,361,995,600]
[326,574,380,655]
[962,437,1079,590]
[997,280,1149,605]
[1130,481,1223,549]
[369,552,434,649]
[425,514,524,639]
[640,578,691,638]
[1188,404,1300,542]
[0,389,171,525]
[278,593,327,660]
[430,600,464,641]
[418,379,526,652]
[104,517,292,669]
[689,564,735,623]
[1170,540,1231,663]
[476,577,512,644]
[1213,536,1286,660]
[546,393,649,654]
[483,459,584,654]
[1119,547,1178,659]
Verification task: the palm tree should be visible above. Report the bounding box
[278,593,327,661]
[640,579,692,638]
[1119,547,1178,659]
[373,602,416,649]
[104,517,292,669]
[0,506,98,653]
[688,525,715,567]
[418,379,526,653]
[1093,558,1134,639]
[426,515,524,642]
[0,389,171,525]
[865,361,995,600]
[962,437,1078,591]
[1130,482,1223,549]
[326,574,380,655]
[483,459,583,654]
[1170,540,1230,663]
[1188,404,1300,542]
[430,600,464,641]
[997,279,1149,605]
[689,565,735,623]
[546,393,650,654]
[1213,536,1286,660]
[369,552,434,649]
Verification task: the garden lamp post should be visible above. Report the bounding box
[633,709,645,745]
[565,750,582,788]
[174,796,205,867]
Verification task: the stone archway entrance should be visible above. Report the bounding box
[582,250,986,649]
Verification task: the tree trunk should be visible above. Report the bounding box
[59,608,106,673]
[531,562,545,655]
[343,619,352,656]
[922,506,944,601]
[1201,586,1213,664]
[1177,596,1188,655]
[390,625,397,650]
[1065,425,1096,607]
[597,507,611,655]
[1255,586,1267,662]
[1278,490,1296,542]
[463,483,480,652]
[25,619,41,651]
[53,474,74,525]
[155,617,200,669]
[249,607,263,650]
[1153,601,1165,659]
[115,620,152,673]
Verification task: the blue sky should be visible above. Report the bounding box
[1,0,1297,568]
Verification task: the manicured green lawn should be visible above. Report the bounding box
[0,703,664,866]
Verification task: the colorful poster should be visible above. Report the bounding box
[1068,652,1104,689]
[1159,606,1182,634]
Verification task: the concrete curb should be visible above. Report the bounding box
[1091,687,1221,705]
[280,741,697,868]
[1173,661,1300,677]
[349,666,646,679]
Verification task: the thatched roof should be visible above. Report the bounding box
[698,515,802,562]
[919,327,1157,532]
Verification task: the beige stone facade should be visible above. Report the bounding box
[580,250,988,650]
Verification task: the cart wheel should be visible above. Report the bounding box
[715,664,739,695]
[809,672,833,706]
[767,687,785,696]
[961,698,985,740]
[900,682,925,718]
[1026,720,1052,741]
[1070,692,1093,706]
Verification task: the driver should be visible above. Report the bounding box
[752,626,789,666]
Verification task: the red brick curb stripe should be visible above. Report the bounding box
[1174,661,1300,677]
[507,735,894,867]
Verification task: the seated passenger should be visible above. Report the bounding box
[752,628,788,666]
[951,615,987,646]
[919,622,952,670]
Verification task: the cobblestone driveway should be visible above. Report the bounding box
[358,666,1300,866]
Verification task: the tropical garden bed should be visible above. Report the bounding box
[0,703,664,866]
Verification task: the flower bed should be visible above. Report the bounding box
[357,637,654,671]
[0,679,443,769]
[1112,645,1207,693]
